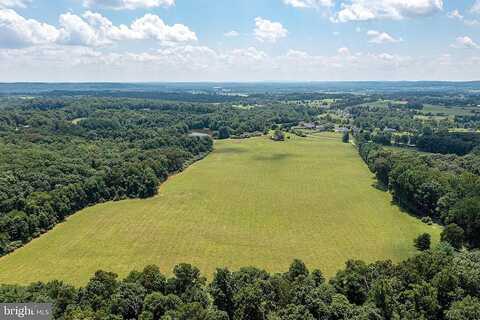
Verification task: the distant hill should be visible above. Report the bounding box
[2,81,480,96]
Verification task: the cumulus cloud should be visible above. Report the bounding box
[447,9,463,20]
[228,47,267,62]
[0,0,29,7]
[334,0,443,22]
[0,9,61,48]
[367,30,402,44]
[447,8,480,27]
[472,1,480,14]
[465,19,480,26]
[58,12,107,46]
[82,0,175,10]
[3,44,480,81]
[128,14,197,43]
[224,30,240,37]
[284,49,309,59]
[254,17,288,43]
[0,9,196,48]
[448,8,480,27]
[337,47,351,55]
[283,0,333,8]
[451,36,479,49]
[128,45,219,72]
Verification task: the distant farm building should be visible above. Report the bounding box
[299,122,316,129]
[335,127,349,133]
[189,129,213,138]
[189,132,210,138]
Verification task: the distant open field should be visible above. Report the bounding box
[355,99,407,108]
[421,104,477,116]
[384,145,431,155]
[0,133,440,285]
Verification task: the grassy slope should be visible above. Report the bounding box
[0,133,440,285]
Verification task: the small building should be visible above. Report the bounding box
[300,122,316,129]
[189,132,210,138]
[335,127,349,133]
[189,129,213,138]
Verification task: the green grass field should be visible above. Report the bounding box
[355,100,407,108]
[0,133,440,285]
[384,145,430,155]
[421,104,476,116]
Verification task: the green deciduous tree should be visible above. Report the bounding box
[414,233,431,251]
[446,296,480,320]
[441,224,465,250]
[218,127,231,139]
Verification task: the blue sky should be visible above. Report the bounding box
[0,0,480,81]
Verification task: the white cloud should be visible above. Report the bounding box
[465,19,480,26]
[451,36,479,49]
[337,47,351,55]
[129,45,219,72]
[2,44,480,81]
[285,49,309,59]
[334,0,443,22]
[254,17,288,43]
[227,47,267,62]
[224,30,240,37]
[0,9,61,48]
[129,14,197,43]
[367,30,402,43]
[376,53,395,60]
[58,12,107,46]
[283,0,333,8]
[0,10,196,48]
[447,9,463,20]
[83,0,175,10]
[0,0,29,7]
[472,0,480,14]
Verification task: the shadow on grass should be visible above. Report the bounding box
[371,180,388,192]
[369,178,425,221]
[252,153,294,161]
[215,147,247,154]
[388,196,440,225]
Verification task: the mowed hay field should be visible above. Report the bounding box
[0,133,440,285]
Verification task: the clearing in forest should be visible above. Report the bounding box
[0,133,440,285]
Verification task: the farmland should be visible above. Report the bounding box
[421,104,477,116]
[0,133,440,286]
[354,99,407,108]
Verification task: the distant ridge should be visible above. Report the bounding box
[1,81,480,95]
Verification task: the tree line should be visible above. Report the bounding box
[1,245,480,319]
[356,133,480,249]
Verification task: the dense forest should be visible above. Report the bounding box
[1,245,480,320]
[0,97,318,255]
